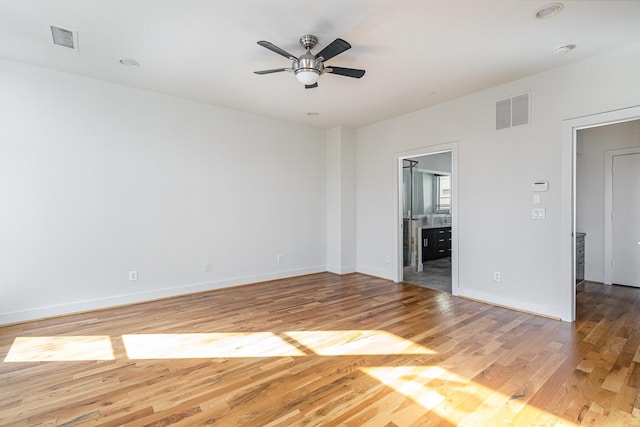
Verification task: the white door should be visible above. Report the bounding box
[612,153,640,287]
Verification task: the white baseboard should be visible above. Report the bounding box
[0,266,326,325]
[326,264,357,275]
[355,265,394,281]
[457,288,565,321]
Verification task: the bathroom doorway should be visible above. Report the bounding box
[401,151,453,292]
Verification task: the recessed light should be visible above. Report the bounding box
[306,112,319,116]
[535,3,564,19]
[553,44,576,55]
[119,58,140,68]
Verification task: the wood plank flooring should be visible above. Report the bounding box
[1,274,640,426]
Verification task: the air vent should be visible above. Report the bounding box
[496,92,530,130]
[49,25,78,51]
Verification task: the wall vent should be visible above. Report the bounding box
[49,25,78,51]
[496,92,530,130]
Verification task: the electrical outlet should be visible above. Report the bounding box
[276,254,283,263]
[129,270,138,281]
[493,271,501,282]
[204,263,211,272]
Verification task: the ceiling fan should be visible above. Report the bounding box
[254,34,365,89]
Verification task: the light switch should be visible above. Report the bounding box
[532,208,546,219]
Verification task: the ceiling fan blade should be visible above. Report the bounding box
[315,38,351,61]
[257,41,298,60]
[326,66,365,78]
[305,83,318,89]
[254,68,290,75]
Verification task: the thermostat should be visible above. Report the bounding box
[532,180,549,192]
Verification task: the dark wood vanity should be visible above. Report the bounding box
[421,226,452,262]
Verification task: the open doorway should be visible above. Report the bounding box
[562,105,640,321]
[576,120,640,288]
[401,151,452,292]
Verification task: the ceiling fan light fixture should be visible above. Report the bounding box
[295,69,320,85]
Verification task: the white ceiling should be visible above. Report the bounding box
[2,0,640,129]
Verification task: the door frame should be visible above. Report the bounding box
[604,147,640,285]
[561,105,640,321]
[393,141,459,295]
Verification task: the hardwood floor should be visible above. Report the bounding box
[1,274,640,426]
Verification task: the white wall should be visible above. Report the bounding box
[356,42,640,320]
[576,121,640,282]
[326,127,356,274]
[0,58,327,324]
[326,128,342,272]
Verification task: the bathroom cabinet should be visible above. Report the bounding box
[422,226,451,262]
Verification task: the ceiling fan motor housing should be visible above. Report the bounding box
[294,52,324,75]
[294,36,323,85]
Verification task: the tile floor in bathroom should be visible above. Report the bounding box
[402,256,451,293]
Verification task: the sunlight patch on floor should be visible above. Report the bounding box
[4,330,434,361]
[122,332,305,359]
[285,330,435,356]
[4,336,114,362]
[361,366,578,426]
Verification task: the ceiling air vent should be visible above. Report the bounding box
[496,92,530,130]
[49,25,78,51]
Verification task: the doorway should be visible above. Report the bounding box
[562,106,640,321]
[577,123,640,289]
[395,142,458,294]
[605,148,640,287]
